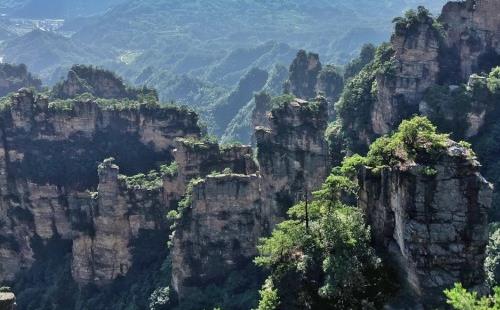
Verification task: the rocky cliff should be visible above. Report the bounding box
[51,65,158,100]
[255,96,330,225]
[370,0,500,138]
[170,95,330,299]
[0,63,41,97]
[359,141,493,306]
[0,88,200,285]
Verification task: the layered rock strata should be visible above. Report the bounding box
[0,89,200,284]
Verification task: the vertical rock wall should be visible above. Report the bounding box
[358,143,493,306]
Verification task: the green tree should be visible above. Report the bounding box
[255,170,392,309]
[486,228,500,286]
[255,278,280,310]
[444,283,500,309]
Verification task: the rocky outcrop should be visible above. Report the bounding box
[256,96,330,224]
[358,142,493,306]
[440,0,500,80]
[0,292,15,310]
[171,174,262,296]
[0,63,41,97]
[163,138,258,203]
[371,0,500,138]
[171,96,331,299]
[285,50,322,100]
[52,65,158,100]
[0,89,201,284]
[373,12,441,135]
[71,159,167,284]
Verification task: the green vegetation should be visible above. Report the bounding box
[362,116,449,168]
[343,44,376,81]
[160,162,179,178]
[392,6,443,37]
[255,166,393,308]
[119,170,163,191]
[269,94,296,111]
[444,284,500,310]
[335,116,450,174]
[255,278,280,310]
[486,228,500,287]
[334,42,395,153]
[0,93,14,112]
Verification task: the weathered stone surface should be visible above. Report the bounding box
[171,96,331,299]
[440,0,500,80]
[285,50,322,100]
[71,159,166,284]
[0,292,15,310]
[358,142,493,306]
[171,174,263,296]
[0,63,41,98]
[256,97,330,225]
[373,18,441,135]
[0,89,201,285]
[371,0,500,138]
[163,138,258,203]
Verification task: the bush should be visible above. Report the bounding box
[255,167,393,309]
[444,283,500,309]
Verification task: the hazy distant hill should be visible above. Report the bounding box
[0,0,126,18]
[0,0,448,137]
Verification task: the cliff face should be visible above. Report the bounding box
[440,0,500,80]
[71,159,167,284]
[0,89,200,284]
[285,50,322,100]
[0,63,41,97]
[256,96,330,224]
[373,18,441,135]
[285,51,343,113]
[171,174,262,296]
[0,292,15,310]
[171,96,330,298]
[370,0,500,138]
[358,142,493,306]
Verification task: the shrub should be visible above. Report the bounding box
[444,283,500,309]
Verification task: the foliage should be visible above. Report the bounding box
[444,283,500,310]
[168,177,205,233]
[255,278,280,310]
[149,287,171,310]
[335,42,395,153]
[488,67,500,94]
[343,44,376,81]
[0,93,14,112]
[119,170,162,191]
[270,94,296,111]
[255,167,393,309]
[392,6,441,36]
[486,228,500,287]
[160,162,179,178]
[173,262,264,310]
[362,116,449,168]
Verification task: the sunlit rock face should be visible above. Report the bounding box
[171,96,330,299]
[255,96,330,226]
[0,89,200,285]
[359,142,493,307]
[371,0,500,139]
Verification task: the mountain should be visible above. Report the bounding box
[0,0,127,18]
